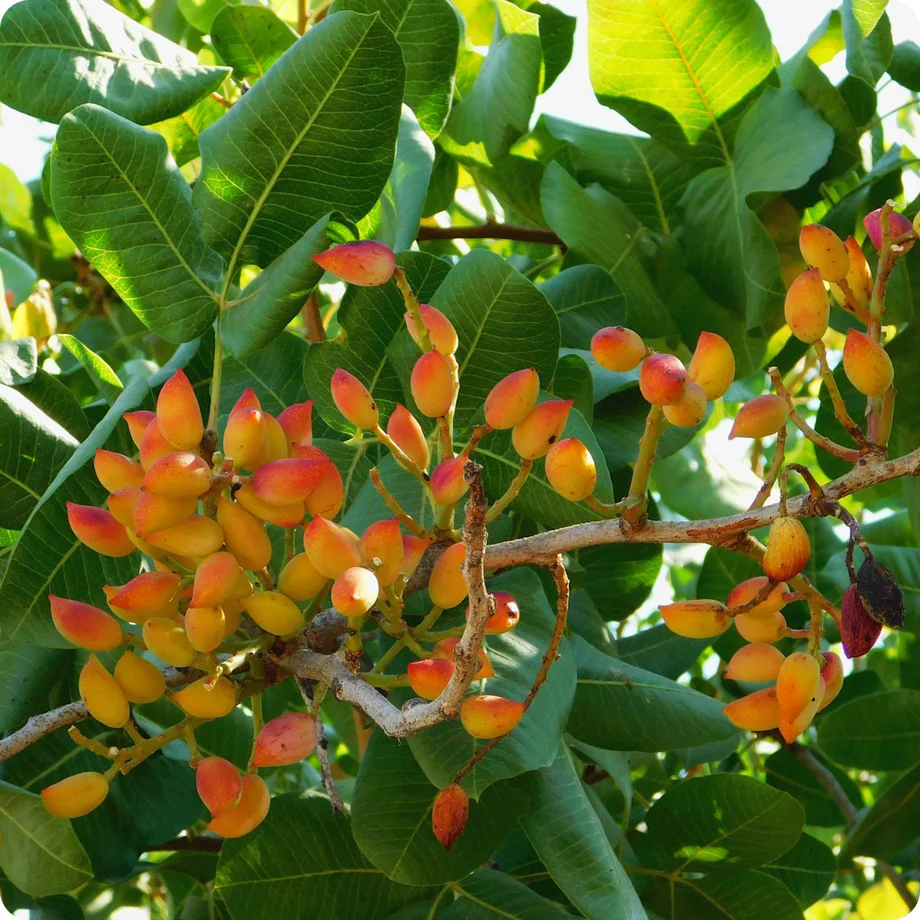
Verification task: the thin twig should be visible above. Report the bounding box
[416,224,563,246]
[296,678,343,813]
[813,341,867,448]
[748,427,787,510]
[789,744,917,912]
[453,554,569,786]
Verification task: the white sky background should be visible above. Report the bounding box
[0,3,918,917]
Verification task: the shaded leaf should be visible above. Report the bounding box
[0,641,68,733]
[352,733,526,885]
[210,5,297,81]
[442,869,577,919]
[845,762,920,859]
[642,774,804,874]
[763,833,836,908]
[518,745,647,920]
[567,636,737,751]
[215,792,433,919]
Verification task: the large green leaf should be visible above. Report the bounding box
[763,747,861,828]
[762,833,836,908]
[210,5,297,82]
[332,0,459,138]
[616,625,708,679]
[818,690,920,770]
[215,792,433,919]
[441,869,578,919]
[446,0,541,163]
[52,105,222,343]
[571,541,662,621]
[541,163,675,337]
[351,733,526,885]
[843,5,892,86]
[642,774,804,874]
[0,383,78,529]
[221,214,349,357]
[0,0,229,124]
[845,763,920,859]
[0,641,68,733]
[0,248,37,305]
[194,11,405,272]
[306,251,449,433]
[406,568,576,799]
[542,116,704,236]
[586,0,773,144]
[6,723,202,880]
[0,782,92,897]
[679,88,834,329]
[645,871,806,920]
[567,636,737,751]
[540,265,625,350]
[0,342,200,646]
[518,746,647,920]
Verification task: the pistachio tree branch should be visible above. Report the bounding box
[0,667,190,764]
[276,461,495,737]
[483,447,920,570]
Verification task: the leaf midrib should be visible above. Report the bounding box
[221,17,378,290]
[0,40,201,70]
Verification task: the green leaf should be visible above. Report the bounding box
[553,353,594,422]
[221,215,349,357]
[406,568,577,799]
[446,0,541,163]
[571,541,662,621]
[0,247,38,305]
[763,833,836,908]
[178,0,239,33]
[679,88,834,329]
[210,5,297,81]
[517,745,647,920]
[13,369,90,441]
[0,339,37,386]
[0,782,92,897]
[306,251,449,433]
[586,0,773,144]
[849,0,889,36]
[645,871,806,920]
[351,733,526,885]
[195,12,405,271]
[151,94,228,168]
[0,642,68,733]
[818,690,920,770]
[567,636,737,751]
[541,163,675,337]
[0,342,200,646]
[422,248,560,431]
[540,264,625,349]
[642,774,804,874]
[616,625,708,680]
[843,5,892,86]
[542,116,704,236]
[363,107,436,252]
[442,869,578,919]
[57,334,123,403]
[0,0,229,124]
[51,105,222,344]
[215,792,433,919]
[888,41,920,91]
[763,747,862,828]
[845,762,920,860]
[0,162,34,234]
[6,725,202,880]
[332,0,459,138]
[0,383,79,529]
[525,1,574,91]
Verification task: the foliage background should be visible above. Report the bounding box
[1,0,920,919]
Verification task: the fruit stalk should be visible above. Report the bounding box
[369,468,426,535]
[623,405,667,523]
[485,460,533,523]
[768,368,859,463]
[812,340,866,447]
